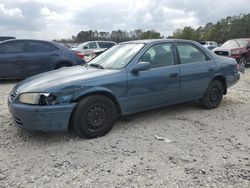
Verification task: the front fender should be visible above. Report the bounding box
[71,86,116,102]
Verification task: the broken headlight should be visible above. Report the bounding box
[18,93,57,105]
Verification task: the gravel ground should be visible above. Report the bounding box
[0,71,250,188]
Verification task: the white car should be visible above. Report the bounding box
[71,41,116,61]
[199,41,218,50]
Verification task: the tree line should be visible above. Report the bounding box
[172,13,250,43]
[55,13,250,44]
[55,29,163,43]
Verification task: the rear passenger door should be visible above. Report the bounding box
[0,40,27,78]
[175,42,216,100]
[27,41,60,76]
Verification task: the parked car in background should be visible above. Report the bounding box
[84,50,106,62]
[213,38,250,66]
[0,39,85,79]
[0,36,15,42]
[8,39,240,138]
[71,41,116,61]
[199,41,218,50]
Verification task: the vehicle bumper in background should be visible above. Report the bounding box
[8,102,76,132]
[226,73,240,88]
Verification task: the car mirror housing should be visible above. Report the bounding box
[131,62,151,73]
[83,46,88,49]
[247,45,250,50]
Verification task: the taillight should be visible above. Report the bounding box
[71,50,85,59]
[76,52,85,59]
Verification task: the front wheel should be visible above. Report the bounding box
[200,80,224,109]
[71,95,117,138]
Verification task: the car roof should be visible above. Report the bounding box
[0,39,53,43]
[120,39,198,44]
[81,40,116,43]
[0,39,68,50]
[229,38,250,41]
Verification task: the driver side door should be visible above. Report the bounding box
[127,42,180,113]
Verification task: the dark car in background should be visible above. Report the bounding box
[0,39,85,79]
[213,38,250,66]
[8,39,240,138]
[0,36,16,42]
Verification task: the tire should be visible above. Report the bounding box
[71,95,117,138]
[56,63,71,69]
[200,80,224,109]
[238,57,247,67]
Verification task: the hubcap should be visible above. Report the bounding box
[240,58,246,67]
[85,104,108,130]
[209,86,221,102]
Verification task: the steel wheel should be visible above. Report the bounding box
[85,104,108,131]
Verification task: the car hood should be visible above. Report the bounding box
[214,47,230,51]
[14,66,119,93]
[214,46,245,51]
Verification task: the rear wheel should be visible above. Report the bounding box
[71,95,117,138]
[200,80,224,109]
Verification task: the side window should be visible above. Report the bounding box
[29,41,55,53]
[98,42,115,48]
[139,43,175,68]
[87,42,97,49]
[177,43,207,64]
[0,41,25,54]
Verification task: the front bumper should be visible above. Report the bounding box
[8,100,76,132]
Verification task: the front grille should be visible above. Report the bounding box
[9,91,18,102]
[214,51,229,56]
[14,117,23,125]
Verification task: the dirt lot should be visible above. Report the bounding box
[0,71,249,188]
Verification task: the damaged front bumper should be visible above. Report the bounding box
[8,99,76,132]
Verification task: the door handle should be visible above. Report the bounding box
[208,67,214,72]
[170,73,178,78]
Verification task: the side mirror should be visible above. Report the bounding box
[131,62,151,73]
[83,46,88,49]
[247,45,250,50]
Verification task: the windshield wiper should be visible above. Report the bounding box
[89,64,104,69]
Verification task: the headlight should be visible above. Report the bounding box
[231,50,240,55]
[18,93,57,105]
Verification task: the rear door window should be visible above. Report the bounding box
[98,42,115,48]
[29,41,57,53]
[0,41,26,54]
[176,43,207,64]
[87,42,97,49]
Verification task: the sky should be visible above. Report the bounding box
[0,0,250,40]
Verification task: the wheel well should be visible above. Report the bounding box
[241,53,248,58]
[213,76,227,94]
[68,92,122,131]
[73,92,122,115]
